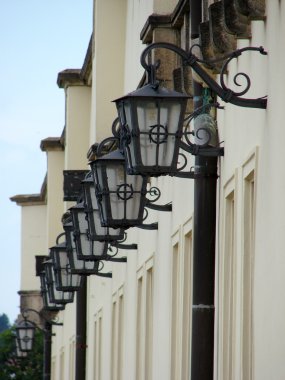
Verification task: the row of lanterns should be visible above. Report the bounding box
[15,43,224,354]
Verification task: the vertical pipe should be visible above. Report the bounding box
[75,276,87,380]
[43,322,52,380]
[190,1,217,379]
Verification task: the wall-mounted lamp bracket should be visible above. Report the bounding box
[137,222,158,230]
[111,242,138,250]
[140,42,267,109]
[146,201,172,212]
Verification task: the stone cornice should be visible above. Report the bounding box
[40,136,64,152]
[10,175,47,206]
[140,0,189,43]
[57,69,84,89]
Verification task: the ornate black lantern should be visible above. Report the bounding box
[44,260,74,304]
[82,172,125,241]
[63,219,113,276]
[50,241,83,291]
[69,202,109,260]
[40,270,65,311]
[114,84,190,176]
[15,319,35,352]
[90,149,148,228]
[114,42,267,177]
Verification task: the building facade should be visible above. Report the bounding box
[12,1,285,379]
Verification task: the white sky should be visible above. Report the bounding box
[0,0,93,323]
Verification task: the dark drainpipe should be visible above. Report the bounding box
[75,276,87,380]
[190,1,217,379]
[43,322,52,380]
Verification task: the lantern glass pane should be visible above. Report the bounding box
[89,189,106,236]
[69,246,100,273]
[16,339,28,357]
[40,272,65,311]
[136,100,181,167]
[44,262,74,304]
[84,178,124,240]
[104,162,144,221]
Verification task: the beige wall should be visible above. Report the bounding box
[46,150,64,246]
[21,204,47,290]
[90,0,128,144]
[65,85,91,170]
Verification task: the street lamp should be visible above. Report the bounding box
[89,148,148,228]
[114,81,190,176]
[69,202,111,260]
[43,260,75,305]
[82,171,125,241]
[114,42,267,177]
[49,240,83,291]
[15,308,63,380]
[63,218,116,276]
[15,319,35,352]
[40,269,65,312]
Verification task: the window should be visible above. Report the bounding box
[51,358,55,380]
[181,231,192,379]
[94,310,103,380]
[136,259,154,380]
[171,226,193,380]
[171,242,180,380]
[59,348,65,380]
[111,288,124,380]
[242,156,256,380]
[222,178,236,380]
[69,339,75,380]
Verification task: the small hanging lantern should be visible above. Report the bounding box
[82,172,125,241]
[40,271,65,311]
[49,241,82,291]
[15,319,35,352]
[89,149,148,228]
[63,219,112,276]
[69,202,109,260]
[114,84,190,176]
[44,261,74,304]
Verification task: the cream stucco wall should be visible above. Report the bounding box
[20,204,47,290]
[46,150,65,246]
[65,85,91,170]
[90,0,128,144]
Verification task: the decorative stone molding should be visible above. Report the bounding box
[40,137,64,152]
[10,176,47,206]
[57,69,84,89]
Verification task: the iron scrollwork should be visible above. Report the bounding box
[141,42,267,109]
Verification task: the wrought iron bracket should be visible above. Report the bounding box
[101,255,128,263]
[174,171,219,179]
[179,141,224,157]
[140,42,267,109]
[111,242,138,250]
[146,201,172,212]
[95,272,113,278]
[137,222,158,230]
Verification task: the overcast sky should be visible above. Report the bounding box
[0,0,93,323]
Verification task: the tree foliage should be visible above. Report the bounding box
[0,314,10,333]
[0,326,43,380]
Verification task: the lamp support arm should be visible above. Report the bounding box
[140,42,267,109]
